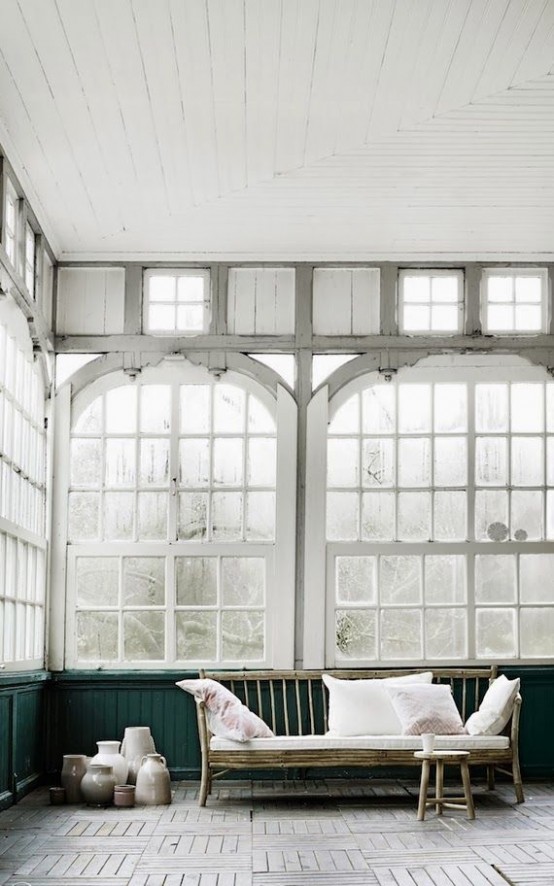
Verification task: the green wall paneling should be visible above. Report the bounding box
[46,672,201,779]
[0,672,49,810]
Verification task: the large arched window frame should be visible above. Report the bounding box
[304,354,554,668]
[52,359,296,670]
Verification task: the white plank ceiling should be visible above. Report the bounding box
[0,0,553,260]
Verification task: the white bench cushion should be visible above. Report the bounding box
[210,734,510,751]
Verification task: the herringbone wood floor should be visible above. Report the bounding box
[1,777,553,885]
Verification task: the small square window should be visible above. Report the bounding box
[482,269,548,334]
[144,269,210,335]
[399,271,464,334]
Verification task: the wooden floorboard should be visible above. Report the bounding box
[1,778,554,884]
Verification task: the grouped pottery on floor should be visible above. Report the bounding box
[80,764,116,806]
[89,740,128,785]
[60,754,88,803]
[121,726,156,785]
[135,753,171,805]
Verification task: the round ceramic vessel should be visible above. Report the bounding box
[121,727,156,785]
[80,764,116,807]
[135,753,172,806]
[89,740,128,785]
[113,784,136,808]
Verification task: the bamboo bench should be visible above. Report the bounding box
[196,666,523,807]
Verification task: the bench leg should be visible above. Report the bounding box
[513,752,525,804]
[199,756,210,807]
[460,760,475,820]
[417,759,431,821]
[435,759,444,815]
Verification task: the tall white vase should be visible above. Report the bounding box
[121,727,156,785]
[89,740,128,785]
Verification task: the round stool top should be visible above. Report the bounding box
[414,750,470,760]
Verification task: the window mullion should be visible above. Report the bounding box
[168,381,179,542]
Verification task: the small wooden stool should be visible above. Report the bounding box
[414,750,475,821]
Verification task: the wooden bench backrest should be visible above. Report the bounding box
[199,667,497,736]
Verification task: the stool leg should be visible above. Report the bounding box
[460,760,475,820]
[435,758,444,815]
[417,759,431,821]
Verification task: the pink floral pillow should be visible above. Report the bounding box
[176,678,274,742]
[385,683,466,735]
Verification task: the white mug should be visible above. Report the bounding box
[421,733,435,754]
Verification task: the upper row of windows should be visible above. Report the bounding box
[140,267,549,338]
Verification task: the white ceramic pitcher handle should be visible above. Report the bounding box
[140,755,148,766]
[161,756,166,767]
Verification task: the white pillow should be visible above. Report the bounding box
[176,678,274,742]
[385,683,466,736]
[323,671,433,736]
[465,674,520,736]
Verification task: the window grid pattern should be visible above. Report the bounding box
[328,378,554,663]
[482,270,547,334]
[144,270,210,335]
[3,177,17,266]
[0,535,46,664]
[399,271,464,334]
[68,379,276,667]
[25,223,36,296]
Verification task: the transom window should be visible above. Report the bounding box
[327,367,554,664]
[3,176,17,266]
[67,374,277,667]
[399,270,464,334]
[482,269,548,334]
[144,269,210,335]
[24,222,36,296]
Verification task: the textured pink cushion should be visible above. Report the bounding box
[385,683,466,735]
[176,678,274,742]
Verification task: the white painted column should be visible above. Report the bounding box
[48,383,71,670]
[272,384,297,667]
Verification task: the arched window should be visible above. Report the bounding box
[0,300,47,668]
[306,357,554,666]
[63,363,295,668]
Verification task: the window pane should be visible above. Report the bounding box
[434,491,467,540]
[123,558,165,605]
[516,276,541,302]
[148,304,175,331]
[476,608,517,658]
[403,305,430,331]
[68,492,100,541]
[511,384,543,432]
[213,438,243,486]
[179,492,208,539]
[361,492,395,540]
[180,439,210,487]
[487,305,514,331]
[222,558,264,606]
[511,437,544,486]
[403,276,430,302]
[327,492,359,540]
[70,439,102,487]
[73,397,103,433]
[380,555,421,604]
[148,275,175,301]
[248,438,276,487]
[329,396,360,434]
[105,387,137,433]
[222,610,264,660]
[140,439,170,486]
[137,492,167,540]
[248,397,275,433]
[362,386,395,433]
[475,490,509,541]
[176,611,217,659]
[434,437,467,486]
[475,555,516,603]
[177,275,205,301]
[425,556,465,604]
[425,609,466,659]
[336,556,377,604]
[511,490,543,541]
[213,385,245,432]
[140,386,171,432]
[520,555,554,603]
[381,609,422,659]
[328,438,359,487]
[76,557,118,606]
[488,276,512,301]
[336,610,376,660]
[520,609,554,657]
[430,305,459,331]
[123,612,164,660]
[476,384,509,432]
[398,438,431,487]
[105,439,136,487]
[434,384,467,432]
[362,439,394,487]
[103,492,135,540]
[398,385,431,432]
[77,612,118,660]
[176,557,217,605]
[515,305,542,331]
[245,491,275,540]
[177,305,204,331]
[431,276,458,302]
[475,437,507,485]
[397,491,431,540]
[211,492,242,539]
[180,386,210,433]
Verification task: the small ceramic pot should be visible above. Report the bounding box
[113,784,135,808]
[49,786,66,805]
[80,764,116,806]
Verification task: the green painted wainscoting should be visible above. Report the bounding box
[44,667,554,783]
[0,671,49,810]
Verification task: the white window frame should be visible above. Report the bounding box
[398,269,464,335]
[481,268,549,334]
[24,222,36,296]
[55,362,297,670]
[143,268,211,335]
[3,176,18,267]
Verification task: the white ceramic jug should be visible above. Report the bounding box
[80,764,116,806]
[135,753,172,805]
[89,740,128,785]
[121,727,156,784]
